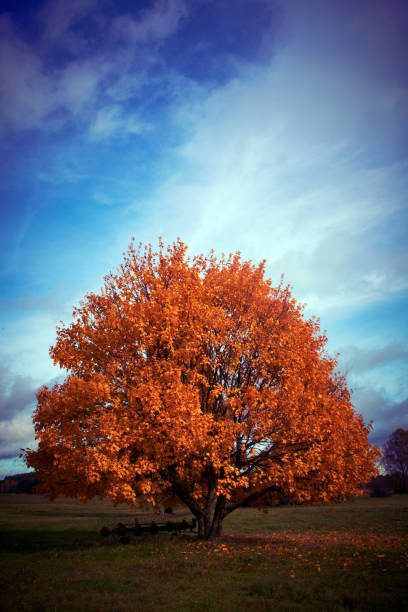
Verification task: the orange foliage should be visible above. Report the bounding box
[24,239,379,539]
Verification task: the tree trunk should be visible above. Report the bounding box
[199,494,226,540]
[197,513,224,539]
[207,511,223,539]
[171,478,226,540]
[197,511,211,539]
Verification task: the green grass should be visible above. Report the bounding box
[0,494,407,611]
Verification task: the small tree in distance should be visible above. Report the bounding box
[382,428,408,493]
[24,239,379,539]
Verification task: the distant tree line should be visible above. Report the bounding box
[366,428,408,497]
[0,472,40,494]
[366,473,405,497]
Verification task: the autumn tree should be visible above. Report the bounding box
[24,240,379,539]
[382,428,408,493]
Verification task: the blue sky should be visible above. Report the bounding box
[0,0,407,478]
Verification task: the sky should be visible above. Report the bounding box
[0,0,407,479]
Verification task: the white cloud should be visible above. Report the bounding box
[0,413,35,459]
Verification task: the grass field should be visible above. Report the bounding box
[0,494,407,611]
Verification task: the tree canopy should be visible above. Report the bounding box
[24,239,379,539]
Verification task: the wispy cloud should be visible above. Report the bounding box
[1,205,35,277]
[56,59,105,115]
[112,0,189,44]
[127,60,407,315]
[0,0,190,134]
[89,105,146,140]
[0,16,56,131]
[37,0,99,47]
[0,290,71,318]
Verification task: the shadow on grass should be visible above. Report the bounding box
[0,523,153,553]
[0,528,116,553]
[0,527,198,554]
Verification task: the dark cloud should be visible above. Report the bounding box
[353,387,408,447]
[0,448,28,461]
[0,364,36,421]
[0,364,36,469]
[0,366,62,464]
[339,342,408,374]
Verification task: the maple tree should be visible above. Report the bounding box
[24,239,379,539]
[382,428,408,493]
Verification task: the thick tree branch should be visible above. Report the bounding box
[224,484,283,515]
